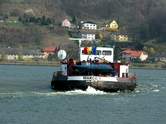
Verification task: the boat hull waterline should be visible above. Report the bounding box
[51,75,136,92]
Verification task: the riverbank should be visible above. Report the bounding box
[132,63,166,69]
[0,60,60,67]
[0,60,166,69]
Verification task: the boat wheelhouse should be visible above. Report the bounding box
[80,47,114,62]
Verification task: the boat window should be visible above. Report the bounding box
[102,51,112,55]
[96,50,101,55]
[69,64,115,76]
[82,50,84,54]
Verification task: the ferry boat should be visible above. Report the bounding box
[51,43,137,92]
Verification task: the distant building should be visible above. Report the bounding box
[62,19,71,28]
[0,48,46,61]
[106,20,119,32]
[6,54,19,60]
[25,9,35,16]
[42,47,59,58]
[0,48,19,61]
[112,34,128,42]
[122,49,148,62]
[81,33,96,41]
[118,35,128,42]
[21,51,45,60]
[81,21,97,30]
[42,47,58,54]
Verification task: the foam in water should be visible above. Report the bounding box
[60,86,107,95]
[151,84,160,93]
[152,89,160,92]
[32,86,108,96]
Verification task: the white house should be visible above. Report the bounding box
[6,54,19,60]
[21,50,46,60]
[22,54,34,60]
[22,54,45,60]
[62,19,71,28]
[81,33,96,41]
[106,20,119,32]
[81,21,97,30]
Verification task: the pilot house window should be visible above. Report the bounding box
[102,51,112,55]
[96,50,101,55]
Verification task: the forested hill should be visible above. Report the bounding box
[0,0,166,49]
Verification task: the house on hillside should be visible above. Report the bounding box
[25,9,35,16]
[21,50,46,60]
[111,34,129,42]
[81,33,96,41]
[122,49,148,62]
[6,54,19,61]
[0,48,20,61]
[62,19,71,28]
[0,48,46,61]
[106,20,119,32]
[42,47,59,58]
[81,21,97,30]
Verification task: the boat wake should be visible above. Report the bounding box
[134,83,161,94]
[0,87,116,98]
[59,86,107,95]
[33,86,109,96]
[1,84,163,98]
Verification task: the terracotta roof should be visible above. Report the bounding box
[42,47,58,53]
[122,49,143,58]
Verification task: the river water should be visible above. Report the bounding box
[0,65,165,124]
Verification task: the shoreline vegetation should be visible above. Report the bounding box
[132,63,166,69]
[0,60,60,67]
[0,60,166,69]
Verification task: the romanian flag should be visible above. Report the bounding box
[83,47,88,54]
[87,47,92,54]
[84,47,96,55]
[92,47,97,55]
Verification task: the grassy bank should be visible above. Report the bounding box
[132,63,166,69]
[0,60,60,66]
[1,60,166,69]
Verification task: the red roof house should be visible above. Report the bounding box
[42,47,59,54]
[122,49,148,61]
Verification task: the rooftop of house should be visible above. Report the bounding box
[81,21,97,25]
[122,49,143,58]
[42,47,59,53]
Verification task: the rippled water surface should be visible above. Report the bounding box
[0,65,166,124]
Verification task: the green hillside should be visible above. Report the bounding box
[0,0,166,53]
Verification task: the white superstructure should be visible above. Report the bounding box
[80,47,114,63]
